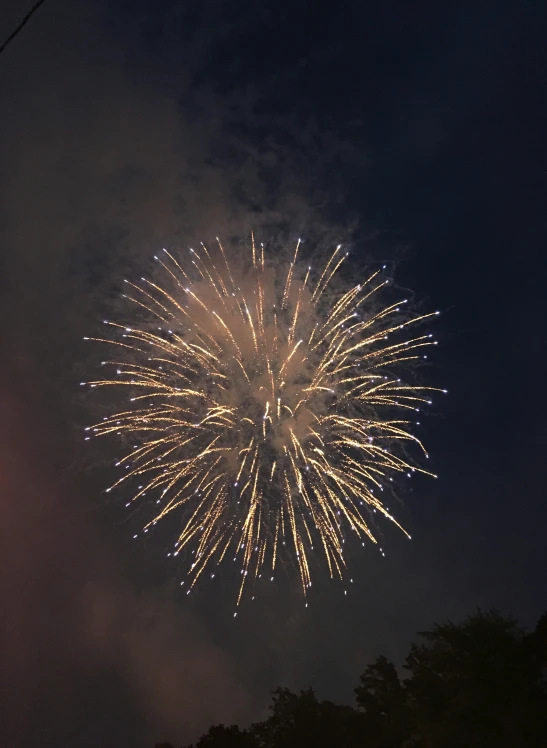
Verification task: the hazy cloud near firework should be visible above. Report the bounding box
[0,381,252,748]
[0,3,275,745]
[0,3,366,745]
[0,0,356,323]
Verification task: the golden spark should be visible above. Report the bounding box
[84,238,443,604]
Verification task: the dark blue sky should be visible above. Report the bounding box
[0,1,546,746]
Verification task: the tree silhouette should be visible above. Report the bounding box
[250,687,362,748]
[403,609,547,747]
[355,655,409,747]
[528,611,547,668]
[161,609,547,748]
[182,724,258,748]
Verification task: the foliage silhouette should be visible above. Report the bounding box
[164,609,547,748]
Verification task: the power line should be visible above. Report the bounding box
[0,0,48,57]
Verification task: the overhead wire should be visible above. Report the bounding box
[0,0,48,57]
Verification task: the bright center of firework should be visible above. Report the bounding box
[86,238,441,604]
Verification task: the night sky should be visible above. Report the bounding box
[1,1,546,746]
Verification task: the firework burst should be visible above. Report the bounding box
[84,237,443,604]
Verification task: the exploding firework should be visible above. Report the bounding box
[84,237,443,604]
